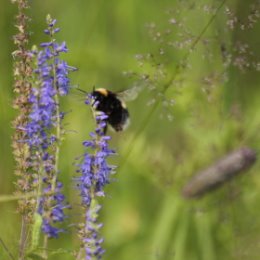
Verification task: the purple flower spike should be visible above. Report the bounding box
[25,16,76,238]
[76,110,116,206]
[76,97,116,259]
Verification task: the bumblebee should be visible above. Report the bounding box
[92,88,130,132]
[76,85,142,133]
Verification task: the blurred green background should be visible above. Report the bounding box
[1,0,260,259]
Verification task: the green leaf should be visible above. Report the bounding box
[30,213,43,251]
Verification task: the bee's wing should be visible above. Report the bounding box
[116,85,143,102]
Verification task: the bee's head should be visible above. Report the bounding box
[91,88,109,108]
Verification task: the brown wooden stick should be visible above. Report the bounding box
[182,147,257,199]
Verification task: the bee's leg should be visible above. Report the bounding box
[92,99,99,108]
[103,123,108,135]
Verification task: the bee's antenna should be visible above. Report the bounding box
[92,85,96,92]
[76,88,88,94]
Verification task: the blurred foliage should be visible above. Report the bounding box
[1,0,260,259]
